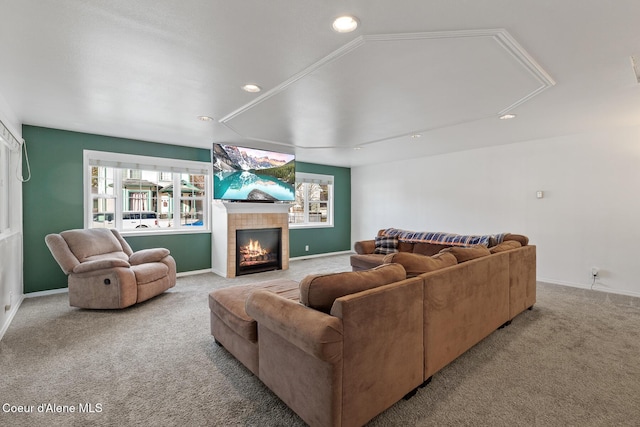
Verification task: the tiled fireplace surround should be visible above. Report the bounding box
[211,201,290,278]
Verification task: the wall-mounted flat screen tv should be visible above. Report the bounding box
[212,143,295,202]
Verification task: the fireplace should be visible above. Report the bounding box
[236,228,282,276]
[211,201,290,278]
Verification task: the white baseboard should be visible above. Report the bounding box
[23,287,69,298]
[538,277,640,299]
[177,269,213,277]
[289,250,352,261]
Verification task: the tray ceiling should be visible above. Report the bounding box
[221,29,554,150]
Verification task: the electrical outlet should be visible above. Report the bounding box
[305,245,309,252]
[591,267,599,277]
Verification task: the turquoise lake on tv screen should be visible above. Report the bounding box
[215,171,295,201]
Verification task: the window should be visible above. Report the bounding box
[0,143,9,233]
[84,150,211,234]
[0,121,22,235]
[289,172,334,228]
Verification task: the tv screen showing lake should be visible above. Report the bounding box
[214,171,295,201]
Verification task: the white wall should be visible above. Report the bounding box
[0,91,23,340]
[352,126,640,297]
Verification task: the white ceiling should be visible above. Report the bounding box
[2,0,640,167]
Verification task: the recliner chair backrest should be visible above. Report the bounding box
[60,229,125,262]
[45,228,132,275]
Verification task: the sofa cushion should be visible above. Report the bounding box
[84,251,129,263]
[440,245,491,263]
[73,258,131,274]
[397,241,415,253]
[131,262,169,285]
[382,252,458,277]
[61,229,124,262]
[299,263,407,313]
[490,240,522,253]
[208,279,299,342]
[412,242,453,256]
[373,235,399,254]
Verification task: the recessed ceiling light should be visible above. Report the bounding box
[197,116,214,122]
[353,147,362,150]
[332,15,359,33]
[499,113,517,120]
[411,133,422,139]
[242,84,261,93]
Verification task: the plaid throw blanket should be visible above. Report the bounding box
[381,228,507,247]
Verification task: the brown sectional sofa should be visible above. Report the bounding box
[208,231,536,427]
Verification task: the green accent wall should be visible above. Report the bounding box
[289,162,351,257]
[22,126,351,293]
[22,126,212,293]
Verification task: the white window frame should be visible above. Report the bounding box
[289,172,334,229]
[83,150,212,236]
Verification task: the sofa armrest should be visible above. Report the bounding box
[129,248,170,265]
[503,233,529,246]
[245,290,343,363]
[72,258,131,274]
[354,239,375,255]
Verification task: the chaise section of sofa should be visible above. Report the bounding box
[246,273,424,427]
[208,279,299,375]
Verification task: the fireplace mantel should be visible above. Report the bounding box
[211,201,290,278]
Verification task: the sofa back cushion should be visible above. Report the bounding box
[382,252,458,277]
[439,245,491,263]
[398,241,415,253]
[60,229,125,262]
[412,242,453,256]
[299,263,407,313]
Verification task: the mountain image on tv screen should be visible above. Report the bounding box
[212,144,295,201]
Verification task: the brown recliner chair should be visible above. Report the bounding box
[45,228,176,309]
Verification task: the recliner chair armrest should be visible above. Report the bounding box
[72,258,131,274]
[246,290,343,363]
[129,248,170,265]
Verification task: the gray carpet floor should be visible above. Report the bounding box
[1,254,639,426]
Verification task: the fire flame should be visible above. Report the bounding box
[247,239,263,256]
[238,237,276,268]
[241,239,269,257]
